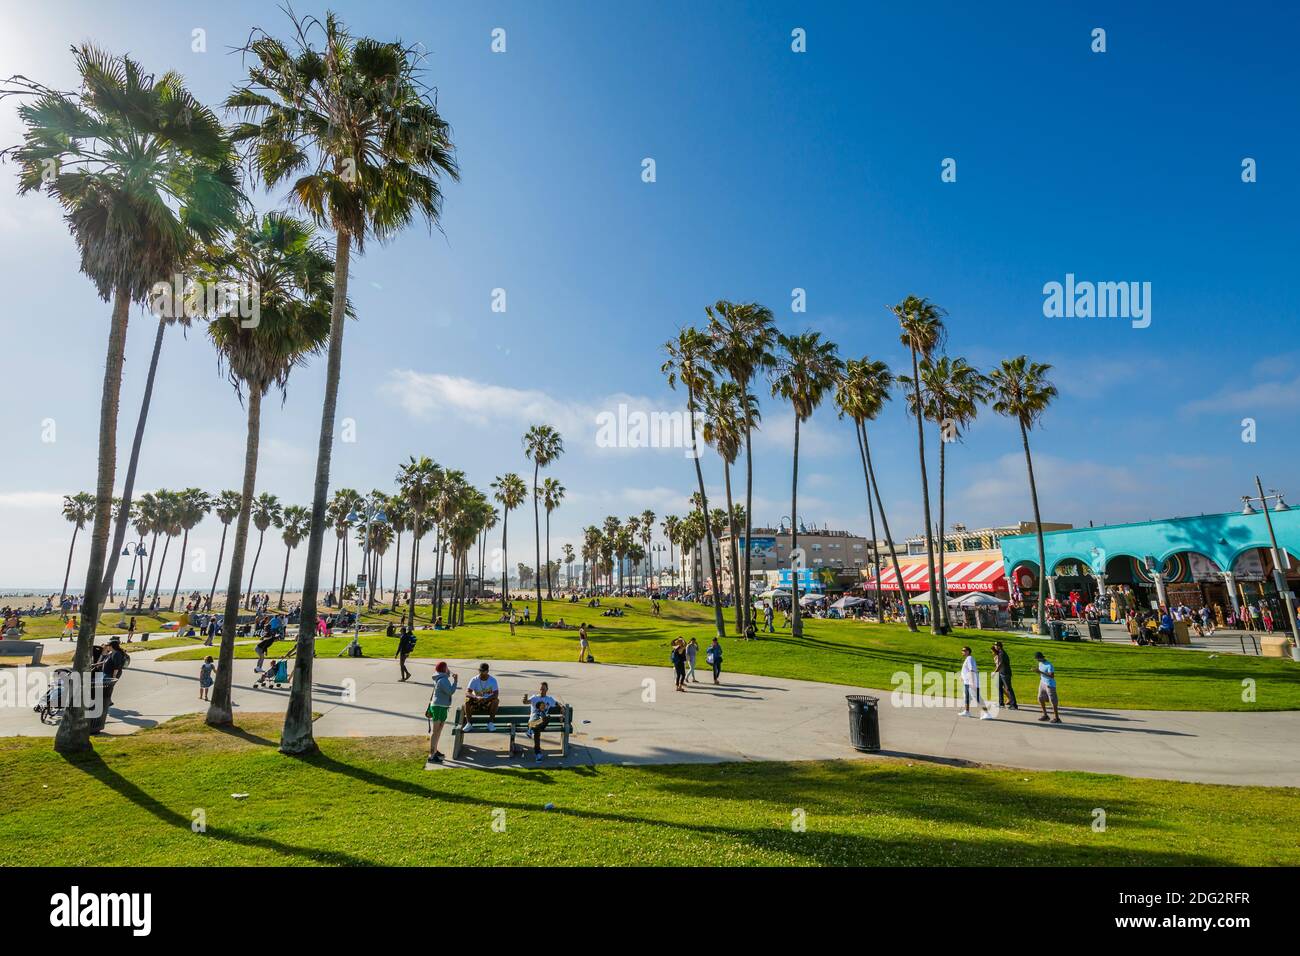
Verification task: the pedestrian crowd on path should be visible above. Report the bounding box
[954,643,1061,724]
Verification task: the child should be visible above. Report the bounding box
[199,655,215,701]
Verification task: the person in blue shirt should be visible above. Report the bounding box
[1158,608,1175,644]
[427,661,459,763]
[1033,651,1061,723]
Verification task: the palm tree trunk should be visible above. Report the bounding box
[790,416,803,638]
[150,536,171,608]
[135,532,157,612]
[331,535,340,603]
[407,520,421,629]
[279,545,292,608]
[60,525,80,607]
[99,316,167,596]
[742,408,754,629]
[169,528,189,611]
[689,394,726,638]
[55,286,130,754]
[208,387,261,726]
[861,421,916,632]
[499,511,510,609]
[391,532,402,610]
[724,462,742,630]
[532,463,543,623]
[281,228,351,756]
[910,346,940,634]
[1021,420,1049,629]
[937,427,950,633]
[853,420,882,623]
[209,523,228,609]
[545,509,553,600]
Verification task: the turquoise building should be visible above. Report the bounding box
[998,508,1300,619]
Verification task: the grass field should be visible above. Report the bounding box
[1,713,1294,866]
[152,598,1300,712]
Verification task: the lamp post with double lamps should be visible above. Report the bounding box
[1241,476,1300,661]
[342,496,387,657]
[117,539,147,623]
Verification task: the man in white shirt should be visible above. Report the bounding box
[958,646,993,720]
[463,662,500,730]
[522,681,562,762]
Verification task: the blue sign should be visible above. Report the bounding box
[778,567,823,592]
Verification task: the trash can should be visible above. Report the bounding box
[1086,619,1102,641]
[86,677,118,734]
[845,695,880,752]
[1048,621,1065,641]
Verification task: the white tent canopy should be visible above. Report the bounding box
[759,589,790,599]
[800,593,827,606]
[831,595,867,610]
[954,592,1008,607]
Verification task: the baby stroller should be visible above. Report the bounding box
[253,648,295,690]
[35,668,74,724]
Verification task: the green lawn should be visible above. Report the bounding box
[157,598,1300,712]
[1,714,1294,866]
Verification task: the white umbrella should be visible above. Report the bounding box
[957,592,1007,606]
[831,595,867,611]
[760,589,790,599]
[800,593,827,606]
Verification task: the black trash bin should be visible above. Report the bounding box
[1086,619,1102,641]
[1048,621,1065,641]
[86,677,118,733]
[845,695,880,752]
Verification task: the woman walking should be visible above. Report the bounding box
[670,638,688,692]
[685,637,699,682]
[707,636,723,685]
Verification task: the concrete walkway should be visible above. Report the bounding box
[3,649,1298,787]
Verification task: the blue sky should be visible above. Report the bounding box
[1,0,1298,589]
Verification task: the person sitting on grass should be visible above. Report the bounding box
[522,682,562,763]
[462,663,500,730]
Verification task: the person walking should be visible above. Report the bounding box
[707,636,723,685]
[1034,651,1061,723]
[426,661,460,763]
[958,646,992,719]
[198,655,215,701]
[670,638,688,692]
[685,637,699,683]
[395,625,416,681]
[254,632,275,673]
[992,641,1017,710]
[126,616,136,644]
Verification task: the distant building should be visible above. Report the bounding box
[865,521,1072,596]
[694,524,871,593]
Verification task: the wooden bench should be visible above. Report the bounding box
[450,704,574,760]
[0,640,43,665]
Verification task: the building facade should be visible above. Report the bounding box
[693,526,871,592]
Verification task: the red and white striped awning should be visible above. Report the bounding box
[865,559,1007,593]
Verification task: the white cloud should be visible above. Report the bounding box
[1180,375,1300,417]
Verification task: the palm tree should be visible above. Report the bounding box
[639,509,656,589]
[169,488,212,611]
[989,356,1058,630]
[661,515,681,589]
[701,379,756,629]
[890,295,947,635]
[523,425,563,622]
[229,9,459,756]
[201,212,335,726]
[707,300,776,627]
[59,493,96,607]
[148,489,181,610]
[209,491,242,609]
[398,457,441,627]
[491,473,527,606]
[278,505,311,608]
[771,331,842,638]
[477,507,499,596]
[5,49,241,753]
[367,518,394,608]
[562,542,576,588]
[385,495,411,611]
[663,327,726,637]
[582,526,601,592]
[835,358,915,630]
[131,492,163,612]
[902,356,991,632]
[624,516,641,587]
[540,477,565,598]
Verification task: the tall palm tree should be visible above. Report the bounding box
[562,542,576,588]
[398,457,441,628]
[229,9,459,756]
[701,379,757,629]
[835,358,915,630]
[523,425,563,622]
[582,526,601,592]
[367,518,394,608]
[771,331,842,638]
[989,356,1058,630]
[5,49,241,753]
[148,489,181,610]
[639,509,656,589]
[277,505,311,608]
[890,295,947,635]
[661,515,681,589]
[624,516,641,587]
[477,507,499,596]
[707,300,776,628]
[385,495,411,611]
[903,356,991,632]
[208,491,242,609]
[131,492,163,612]
[169,488,212,611]
[540,477,565,598]
[663,327,726,637]
[201,212,335,726]
[59,493,96,607]
[491,473,527,606]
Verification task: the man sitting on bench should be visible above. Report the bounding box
[523,681,562,763]
[462,662,500,731]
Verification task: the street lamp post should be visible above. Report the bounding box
[1242,476,1300,661]
[342,496,387,658]
[118,539,147,622]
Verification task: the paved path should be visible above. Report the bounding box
[3,649,1298,786]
